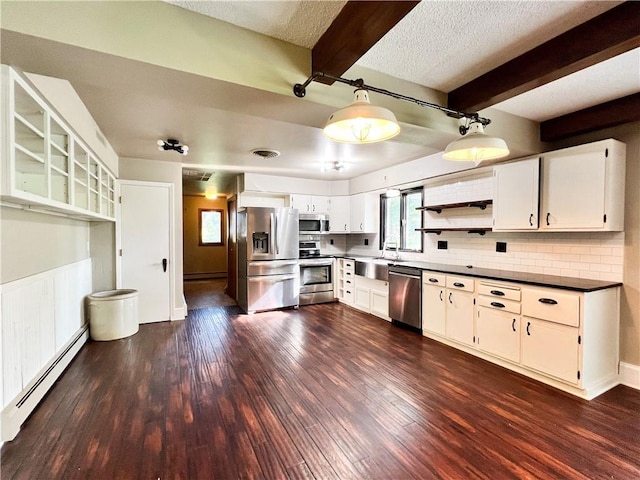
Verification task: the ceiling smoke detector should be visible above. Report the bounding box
[251,148,280,159]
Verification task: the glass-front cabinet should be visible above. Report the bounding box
[1,65,116,221]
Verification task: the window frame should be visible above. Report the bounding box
[198,208,225,246]
[379,187,424,253]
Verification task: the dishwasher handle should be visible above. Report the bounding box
[388,271,421,279]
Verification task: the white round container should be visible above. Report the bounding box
[88,289,139,341]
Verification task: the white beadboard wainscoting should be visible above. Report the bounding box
[0,258,92,441]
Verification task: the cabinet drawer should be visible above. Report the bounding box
[423,272,446,286]
[446,275,474,292]
[522,287,580,327]
[477,295,521,314]
[343,260,355,272]
[477,282,521,301]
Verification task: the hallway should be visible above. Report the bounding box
[183,278,236,310]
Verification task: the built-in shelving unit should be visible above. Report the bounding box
[1,65,116,221]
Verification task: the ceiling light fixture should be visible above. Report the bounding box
[157,138,189,156]
[293,72,509,162]
[443,121,509,162]
[322,161,345,172]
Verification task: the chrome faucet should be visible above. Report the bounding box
[381,234,400,261]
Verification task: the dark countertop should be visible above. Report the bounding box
[340,256,621,292]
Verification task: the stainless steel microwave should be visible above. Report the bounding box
[299,214,330,234]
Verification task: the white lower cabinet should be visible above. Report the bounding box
[353,275,389,321]
[444,275,475,347]
[521,317,579,385]
[422,282,446,336]
[336,258,355,305]
[421,272,620,400]
[476,308,520,364]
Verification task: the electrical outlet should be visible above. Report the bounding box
[437,240,448,250]
[330,238,334,245]
[496,241,507,253]
[364,238,369,246]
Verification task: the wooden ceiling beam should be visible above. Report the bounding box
[448,2,640,113]
[540,93,640,142]
[311,1,420,85]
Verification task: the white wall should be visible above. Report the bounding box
[0,207,90,283]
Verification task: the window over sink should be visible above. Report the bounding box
[380,187,423,252]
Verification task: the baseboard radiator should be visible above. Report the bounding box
[1,259,92,441]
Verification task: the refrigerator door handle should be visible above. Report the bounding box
[274,213,279,255]
[270,212,276,255]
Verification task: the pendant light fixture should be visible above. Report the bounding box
[323,89,400,143]
[293,72,509,162]
[444,122,509,162]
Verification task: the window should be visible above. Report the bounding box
[380,187,423,252]
[199,209,224,246]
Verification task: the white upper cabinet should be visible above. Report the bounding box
[493,157,540,231]
[540,139,625,231]
[290,194,329,214]
[349,193,376,233]
[1,66,116,221]
[329,195,350,233]
[492,139,625,232]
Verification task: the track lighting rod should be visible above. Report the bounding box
[293,71,492,128]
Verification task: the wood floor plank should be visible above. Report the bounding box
[1,300,639,479]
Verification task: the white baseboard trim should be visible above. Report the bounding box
[620,362,640,390]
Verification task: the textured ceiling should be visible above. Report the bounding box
[165,0,347,49]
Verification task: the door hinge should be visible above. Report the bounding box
[578,335,581,345]
[119,249,123,256]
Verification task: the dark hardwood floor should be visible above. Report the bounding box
[2,302,639,479]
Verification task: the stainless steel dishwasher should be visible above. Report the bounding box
[388,265,422,330]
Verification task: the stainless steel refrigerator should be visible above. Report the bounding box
[237,207,299,313]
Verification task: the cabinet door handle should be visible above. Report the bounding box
[453,282,465,288]
[538,298,558,305]
[312,204,315,212]
[490,290,505,296]
[439,290,443,301]
[448,292,453,304]
[512,318,516,332]
[429,278,439,283]
[490,302,505,308]
[546,212,550,226]
[529,213,533,226]
[526,321,531,336]
[346,280,351,284]
[162,258,168,272]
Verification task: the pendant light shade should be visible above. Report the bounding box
[323,89,401,144]
[443,123,509,162]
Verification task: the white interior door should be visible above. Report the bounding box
[120,182,171,324]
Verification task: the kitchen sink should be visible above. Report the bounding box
[355,259,389,281]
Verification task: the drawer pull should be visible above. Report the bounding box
[453,282,465,288]
[346,280,351,284]
[428,278,439,283]
[490,302,505,308]
[538,298,558,305]
[490,290,505,296]
[526,321,531,336]
[512,318,516,332]
[346,290,351,294]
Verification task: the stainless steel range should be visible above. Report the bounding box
[299,235,335,305]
